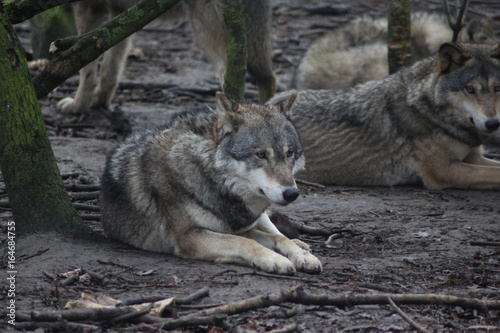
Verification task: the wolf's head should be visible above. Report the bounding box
[436,43,500,136]
[213,92,304,208]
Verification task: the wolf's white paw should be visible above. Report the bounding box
[57,97,82,115]
[289,251,323,274]
[255,253,296,275]
[292,238,311,251]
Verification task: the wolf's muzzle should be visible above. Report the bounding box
[283,188,300,203]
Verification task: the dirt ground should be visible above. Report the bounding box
[2,0,500,332]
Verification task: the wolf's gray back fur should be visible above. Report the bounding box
[293,12,495,91]
[271,43,500,188]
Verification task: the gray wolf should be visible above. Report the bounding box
[270,42,500,190]
[57,0,276,114]
[293,12,495,90]
[100,92,322,274]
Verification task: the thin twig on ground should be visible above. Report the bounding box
[387,297,432,333]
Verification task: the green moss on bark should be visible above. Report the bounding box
[387,0,411,74]
[0,5,89,236]
[221,0,247,101]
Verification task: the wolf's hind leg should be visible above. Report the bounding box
[92,37,133,108]
[243,230,323,274]
[175,229,296,275]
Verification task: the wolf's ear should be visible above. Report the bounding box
[490,44,500,62]
[269,93,297,118]
[458,19,495,44]
[438,43,471,74]
[214,92,243,139]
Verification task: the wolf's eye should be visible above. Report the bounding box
[256,151,266,159]
[493,85,500,93]
[464,85,476,94]
[286,149,294,158]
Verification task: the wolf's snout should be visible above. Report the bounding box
[485,119,500,132]
[282,188,299,203]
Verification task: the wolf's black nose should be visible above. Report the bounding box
[283,188,299,203]
[485,119,500,132]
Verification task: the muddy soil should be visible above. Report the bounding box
[2,1,500,332]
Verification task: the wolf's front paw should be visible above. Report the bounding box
[256,253,296,275]
[290,251,323,274]
[57,97,82,115]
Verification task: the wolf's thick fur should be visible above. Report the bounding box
[101,93,322,274]
[271,43,500,190]
[58,0,276,114]
[294,13,495,90]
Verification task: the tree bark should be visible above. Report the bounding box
[387,0,411,74]
[32,0,181,99]
[221,0,247,101]
[0,4,88,235]
[5,0,81,25]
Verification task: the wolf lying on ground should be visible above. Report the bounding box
[294,12,495,90]
[101,93,322,275]
[271,43,500,190]
[57,0,276,115]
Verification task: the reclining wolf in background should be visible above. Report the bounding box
[58,0,276,115]
[101,92,322,275]
[293,12,495,90]
[271,42,500,190]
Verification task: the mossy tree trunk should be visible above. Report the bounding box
[387,0,411,74]
[0,3,88,235]
[221,0,247,101]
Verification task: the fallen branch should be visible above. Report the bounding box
[296,178,325,188]
[197,285,500,317]
[176,287,210,305]
[110,304,153,324]
[151,314,227,330]
[20,306,135,322]
[14,321,99,331]
[470,241,500,247]
[387,297,431,333]
[65,184,102,192]
[79,214,101,221]
[19,248,50,261]
[0,198,10,208]
[73,203,100,212]
[70,192,100,201]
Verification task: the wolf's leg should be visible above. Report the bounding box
[175,229,296,275]
[92,37,133,108]
[256,212,311,251]
[421,160,500,189]
[464,147,500,167]
[244,0,276,102]
[243,229,322,274]
[184,1,227,87]
[57,1,108,114]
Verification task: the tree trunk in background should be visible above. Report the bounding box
[30,5,76,59]
[221,0,247,101]
[0,4,88,235]
[387,0,411,74]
